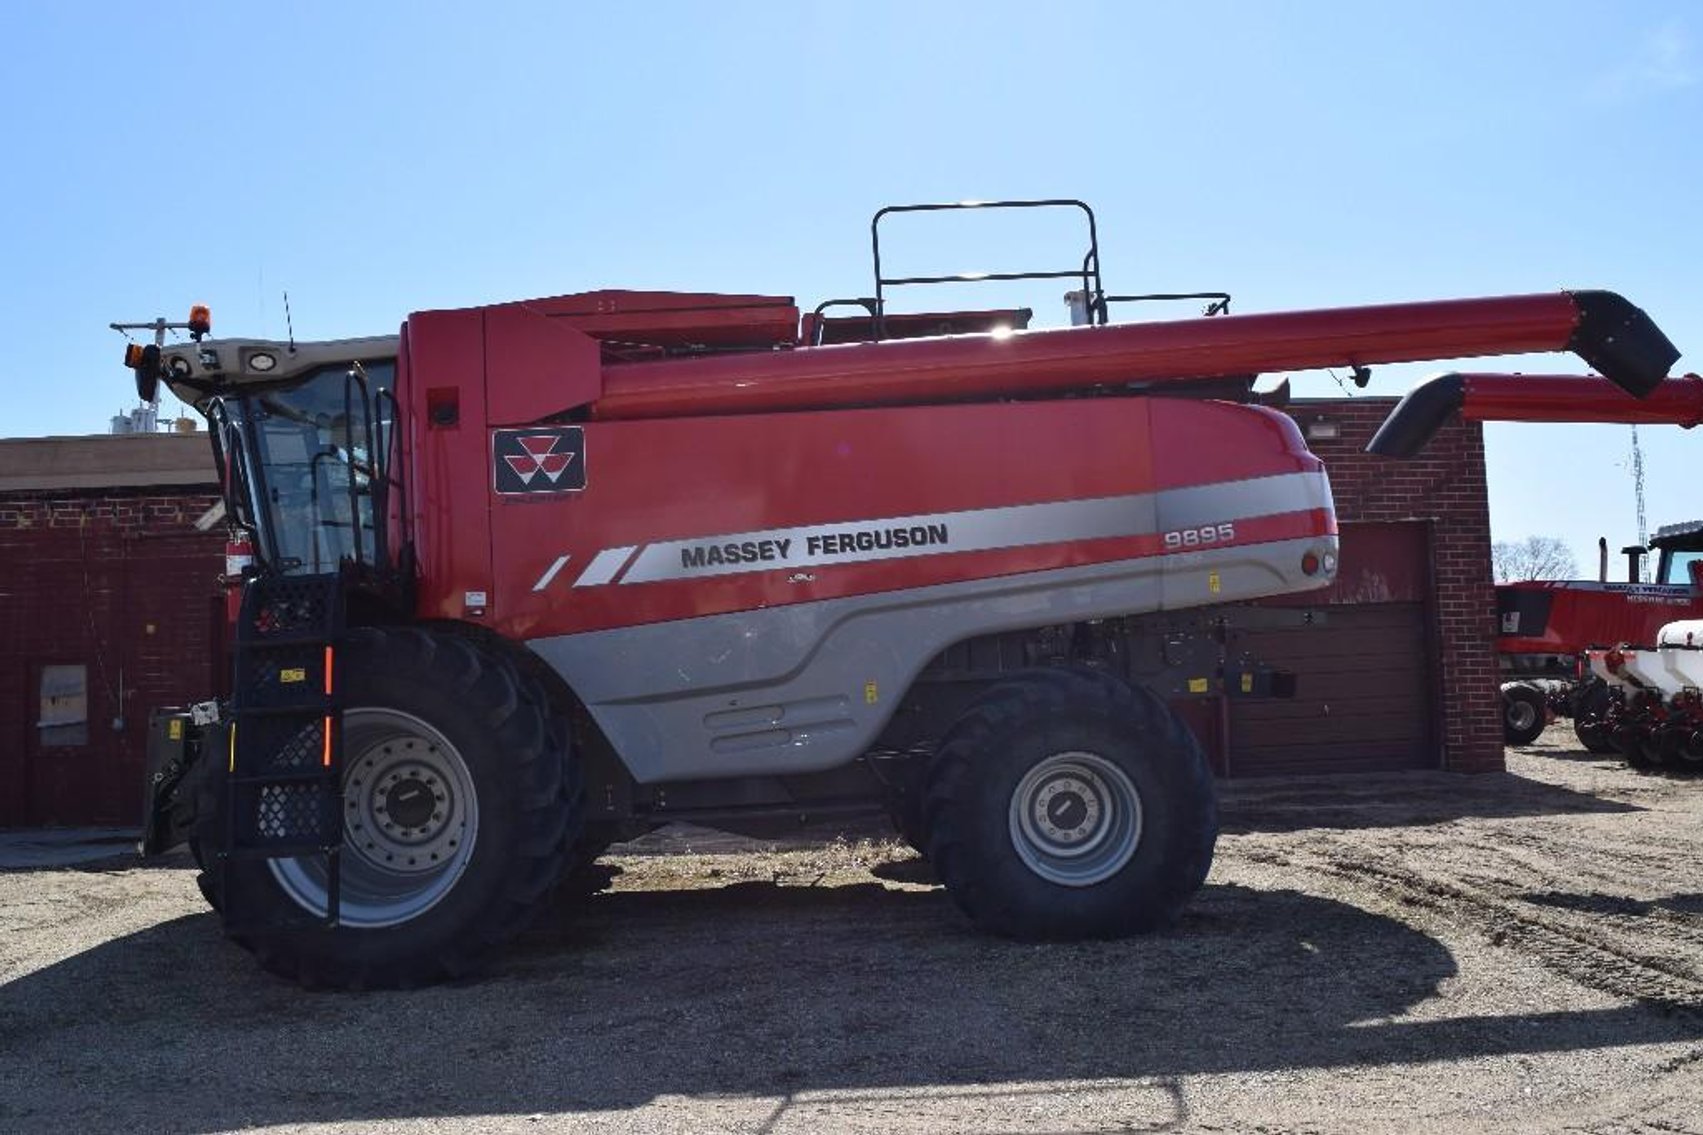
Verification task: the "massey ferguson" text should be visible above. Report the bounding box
[677,523,951,570]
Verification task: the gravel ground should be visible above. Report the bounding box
[6,726,1703,1134]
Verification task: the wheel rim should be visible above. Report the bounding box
[1506,699,1538,733]
[1008,751,1143,887]
[270,708,479,928]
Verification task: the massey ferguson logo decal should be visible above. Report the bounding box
[493,428,586,495]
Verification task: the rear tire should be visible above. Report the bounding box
[1501,683,1547,746]
[924,667,1217,940]
[197,627,579,989]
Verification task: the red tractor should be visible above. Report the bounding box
[1494,521,1703,748]
[1370,373,1703,751]
[129,200,1678,987]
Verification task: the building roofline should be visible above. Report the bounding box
[0,433,216,493]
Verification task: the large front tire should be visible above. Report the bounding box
[924,668,1217,940]
[198,627,579,989]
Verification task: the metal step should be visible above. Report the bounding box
[231,700,338,719]
[223,571,348,930]
[220,841,341,861]
[229,767,342,788]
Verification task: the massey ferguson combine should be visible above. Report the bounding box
[1372,372,1703,758]
[127,200,1680,988]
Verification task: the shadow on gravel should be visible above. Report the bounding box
[1520,889,1703,918]
[1514,746,1619,765]
[5,876,1702,1132]
[1219,770,1639,833]
[1526,744,1703,780]
[0,831,149,873]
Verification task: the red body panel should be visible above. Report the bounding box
[483,304,604,426]
[1501,580,1703,654]
[592,293,1587,420]
[403,308,496,612]
[400,364,1329,636]
[1458,373,1703,426]
[502,289,800,351]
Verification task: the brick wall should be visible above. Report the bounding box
[1293,397,1501,773]
[0,487,224,827]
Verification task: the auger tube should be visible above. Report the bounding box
[591,290,1679,421]
[1368,372,1703,458]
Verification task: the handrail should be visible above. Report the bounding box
[1102,291,1232,318]
[870,199,1104,339]
[373,387,406,576]
[342,368,377,570]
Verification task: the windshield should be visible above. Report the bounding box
[222,360,398,575]
[1660,548,1703,586]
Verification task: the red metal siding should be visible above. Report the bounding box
[1,490,223,828]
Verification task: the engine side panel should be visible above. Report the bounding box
[461,397,1329,636]
[530,534,1331,782]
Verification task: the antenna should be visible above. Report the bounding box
[1631,424,1649,582]
[283,290,296,354]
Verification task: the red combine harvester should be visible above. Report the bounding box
[1371,373,1703,755]
[127,200,1679,987]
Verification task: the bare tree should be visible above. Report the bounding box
[1492,536,1578,582]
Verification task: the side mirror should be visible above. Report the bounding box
[124,343,163,403]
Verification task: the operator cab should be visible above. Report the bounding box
[1650,521,1703,585]
[208,359,400,575]
[116,307,404,582]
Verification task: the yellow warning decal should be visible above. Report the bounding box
[1240,672,1254,694]
[864,681,879,705]
[280,668,307,684]
[1187,677,1209,694]
[168,718,183,741]
[1208,572,1221,594]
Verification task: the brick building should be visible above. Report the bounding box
[1234,397,1501,776]
[0,433,225,828]
[0,398,1500,828]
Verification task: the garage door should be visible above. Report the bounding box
[1225,521,1437,777]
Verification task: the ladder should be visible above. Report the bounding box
[220,571,346,930]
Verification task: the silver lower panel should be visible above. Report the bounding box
[527,535,1336,783]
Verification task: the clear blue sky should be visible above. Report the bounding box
[3,2,1699,573]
